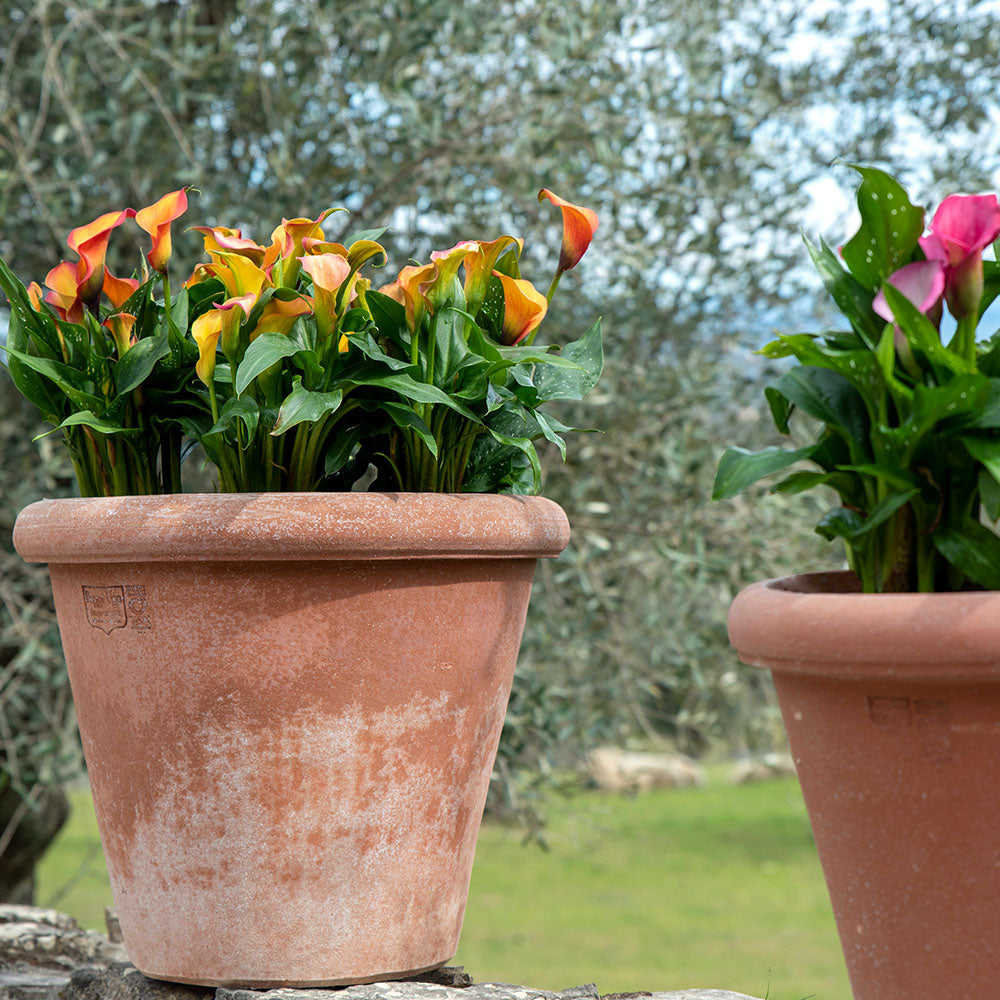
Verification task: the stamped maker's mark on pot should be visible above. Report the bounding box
[866,695,956,764]
[82,585,152,635]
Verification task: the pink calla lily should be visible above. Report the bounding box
[920,193,1000,318]
[873,260,946,323]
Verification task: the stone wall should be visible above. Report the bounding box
[0,907,763,1000]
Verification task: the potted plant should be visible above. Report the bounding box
[714,165,1000,999]
[2,188,603,987]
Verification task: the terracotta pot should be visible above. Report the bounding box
[728,570,1000,1000]
[13,492,569,988]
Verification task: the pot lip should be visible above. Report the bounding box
[729,569,1000,679]
[13,491,571,564]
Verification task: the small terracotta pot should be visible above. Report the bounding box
[14,492,569,988]
[729,571,1000,1000]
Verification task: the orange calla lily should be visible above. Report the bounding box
[247,296,312,341]
[134,188,189,273]
[462,235,523,313]
[269,209,341,286]
[494,272,548,345]
[102,268,141,309]
[43,260,85,323]
[66,208,132,308]
[538,189,598,273]
[192,309,223,387]
[299,253,352,341]
[103,313,137,358]
[379,262,436,333]
[190,226,267,266]
[26,282,45,311]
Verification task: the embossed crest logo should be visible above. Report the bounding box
[82,586,127,634]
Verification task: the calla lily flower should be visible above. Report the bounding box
[379,263,436,332]
[247,296,312,341]
[873,260,946,324]
[134,189,189,274]
[214,294,256,358]
[26,282,45,312]
[102,268,140,309]
[190,226,267,266]
[494,271,548,345]
[67,208,132,309]
[192,309,223,387]
[425,242,479,312]
[538,189,598,274]
[43,260,85,323]
[268,209,340,286]
[462,236,523,314]
[920,193,1000,318]
[204,251,270,300]
[103,313,138,358]
[299,253,352,341]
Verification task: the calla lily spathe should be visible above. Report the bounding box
[299,253,352,341]
[67,208,133,308]
[920,193,1000,319]
[134,189,189,274]
[538,188,598,274]
[494,272,548,345]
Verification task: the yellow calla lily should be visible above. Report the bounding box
[248,296,313,341]
[192,309,224,387]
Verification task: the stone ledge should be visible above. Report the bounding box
[0,907,763,1000]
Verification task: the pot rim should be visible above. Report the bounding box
[729,569,1000,679]
[13,492,570,564]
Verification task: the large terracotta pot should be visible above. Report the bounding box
[728,570,1000,1000]
[13,492,569,988]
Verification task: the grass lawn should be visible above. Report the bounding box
[35,778,849,1000]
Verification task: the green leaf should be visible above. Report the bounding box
[431,307,471,384]
[882,282,975,378]
[345,226,388,246]
[933,520,1000,590]
[961,435,1000,487]
[911,375,989,435]
[344,369,479,420]
[113,334,170,397]
[770,470,838,494]
[235,333,303,395]
[815,507,866,541]
[378,401,438,457]
[533,318,604,401]
[804,236,883,346]
[4,349,104,411]
[840,165,924,293]
[2,305,63,421]
[768,366,870,445]
[712,445,815,501]
[979,467,1000,521]
[208,396,261,442]
[34,410,132,440]
[271,378,344,436]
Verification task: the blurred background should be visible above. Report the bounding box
[2,0,1000,995]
